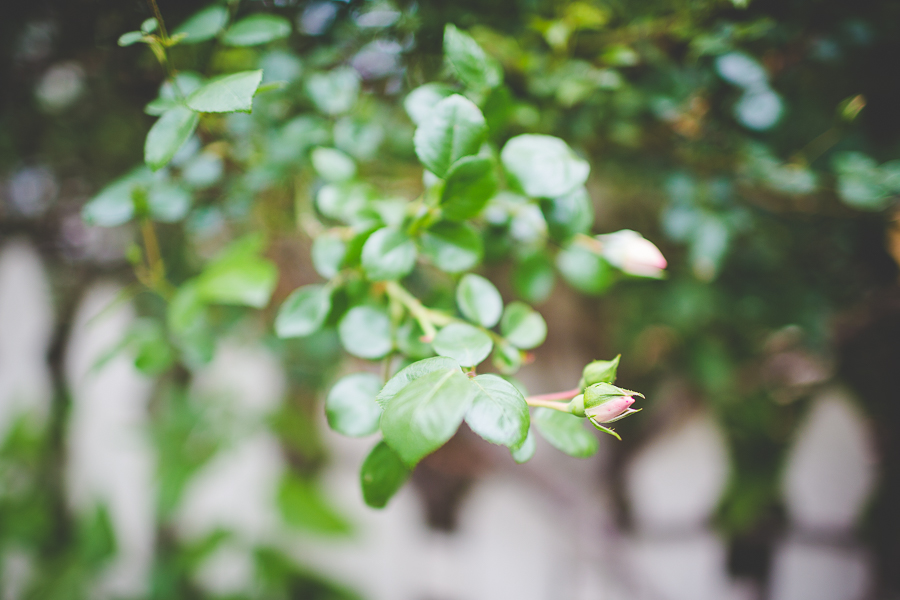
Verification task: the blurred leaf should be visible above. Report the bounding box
[404,83,453,125]
[513,252,555,304]
[533,408,598,458]
[414,94,487,178]
[432,322,493,367]
[420,222,483,273]
[174,4,230,43]
[186,70,263,113]
[275,284,332,338]
[556,244,613,295]
[223,14,291,46]
[501,302,547,349]
[311,147,357,182]
[541,186,593,242]
[440,156,498,220]
[443,24,503,91]
[501,135,589,198]
[278,475,351,534]
[456,273,502,328]
[325,372,383,437]
[338,305,392,359]
[361,228,417,281]
[195,236,277,308]
[311,233,347,279]
[510,428,536,463]
[306,68,360,115]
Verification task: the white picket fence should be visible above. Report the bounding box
[0,238,879,600]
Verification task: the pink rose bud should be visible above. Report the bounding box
[597,230,667,278]
[584,395,635,422]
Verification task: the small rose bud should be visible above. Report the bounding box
[583,381,643,424]
[580,355,620,388]
[596,230,667,278]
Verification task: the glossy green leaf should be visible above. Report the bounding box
[275,284,332,338]
[456,273,502,328]
[381,367,476,466]
[145,106,199,171]
[174,5,229,43]
[223,14,291,46]
[361,441,411,508]
[510,428,536,463]
[278,475,350,534]
[377,356,460,408]
[404,83,453,125]
[443,24,503,91]
[440,156,498,221]
[325,372,383,437]
[501,134,589,198]
[466,374,529,447]
[361,228,417,281]
[413,94,487,178]
[432,323,493,367]
[311,147,357,182]
[513,253,555,304]
[556,244,613,295]
[501,302,547,349]
[145,72,205,116]
[311,233,346,278]
[533,408,599,458]
[541,186,594,241]
[420,222,483,273]
[186,70,263,113]
[338,305,392,359]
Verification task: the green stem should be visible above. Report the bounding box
[525,398,572,411]
[526,387,581,403]
[383,281,452,341]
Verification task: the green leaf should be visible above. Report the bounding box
[325,372,383,437]
[413,94,487,178]
[311,233,346,278]
[222,14,292,46]
[144,106,200,171]
[396,320,436,360]
[492,340,523,375]
[141,18,158,34]
[420,222,483,273]
[145,72,205,115]
[381,367,476,466]
[456,273,502,328]
[533,408,599,458]
[315,182,379,226]
[466,374,529,447]
[277,475,350,534]
[81,169,151,226]
[404,83,454,125]
[541,186,594,241]
[501,134,590,198]
[361,441,411,508]
[306,68,360,116]
[440,156,498,221]
[195,237,277,308]
[556,244,613,295]
[432,323,493,367]
[173,5,230,43]
[338,305,392,359]
[275,284,332,338]
[443,24,503,91]
[377,356,461,408]
[118,31,145,47]
[186,70,263,113]
[311,147,357,182]
[147,183,192,222]
[361,228,417,281]
[501,302,547,349]
[510,428,536,463]
[513,253,555,304]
